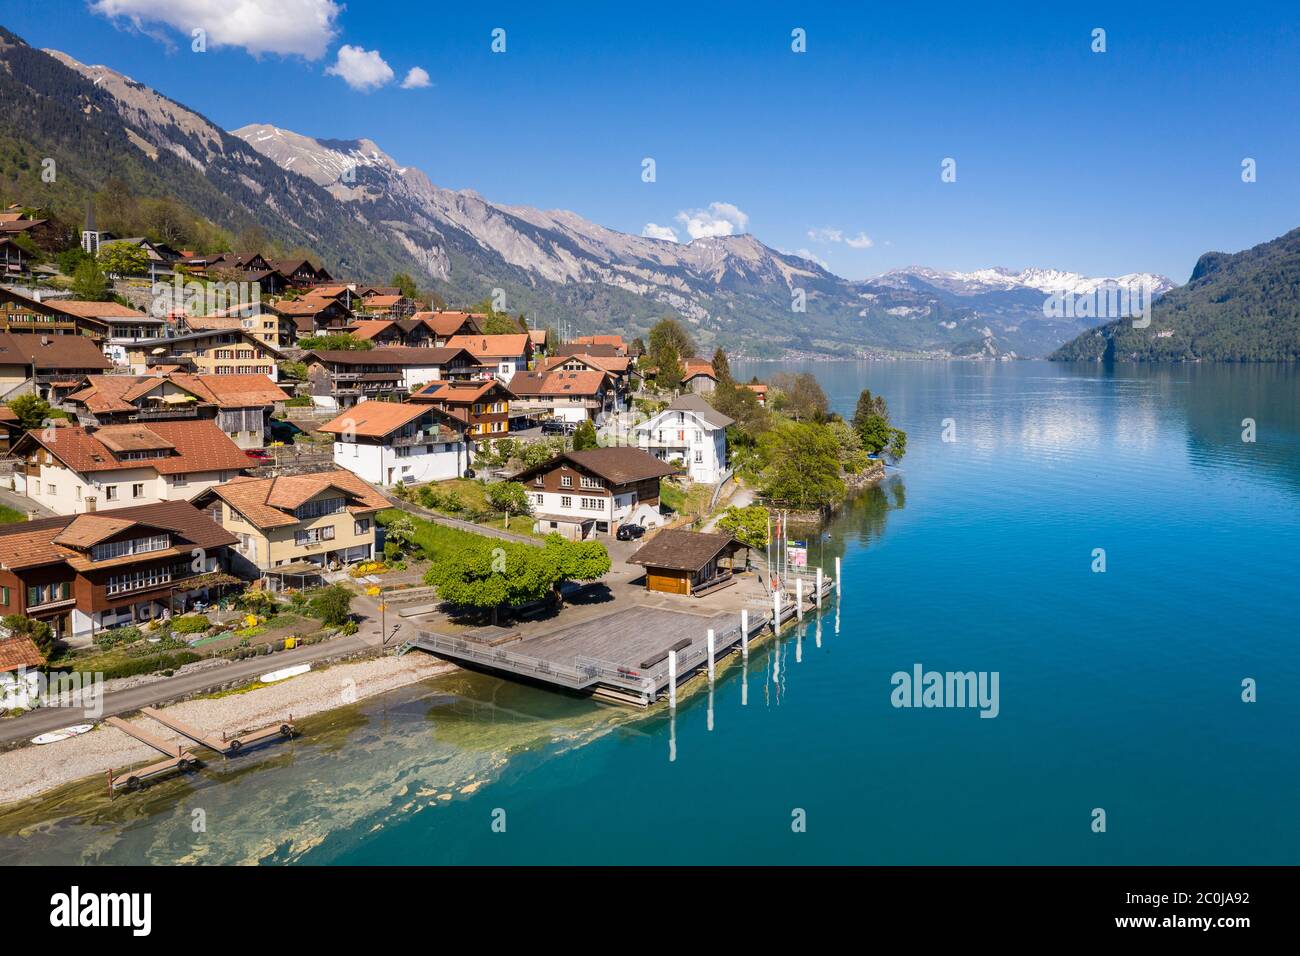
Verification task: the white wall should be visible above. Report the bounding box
[332,439,465,486]
[634,409,727,483]
[20,462,240,516]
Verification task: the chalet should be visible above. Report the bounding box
[0,331,113,403]
[415,310,483,345]
[270,259,333,288]
[409,378,512,442]
[0,500,238,646]
[270,297,354,340]
[355,293,416,320]
[63,373,288,449]
[0,289,114,339]
[743,382,768,406]
[297,284,365,311]
[540,352,635,393]
[634,393,732,484]
[303,346,477,408]
[0,209,63,250]
[193,470,387,586]
[345,318,436,348]
[510,447,677,540]
[627,529,746,597]
[123,328,282,380]
[682,358,718,395]
[181,307,282,348]
[97,237,180,279]
[0,237,28,276]
[11,420,253,515]
[568,335,627,354]
[180,252,274,276]
[445,333,532,383]
[319,401,470,486]
[528,328,548,357]
[506,368,616,425]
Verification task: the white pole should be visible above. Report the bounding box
[816,566,823,607]
[741,609,749,659]
[773,589,781,633]
[707,687,714,732]
[796,577,804,620]
[835,556,842,597]
[706,628,715,684]
[668,650,677,710]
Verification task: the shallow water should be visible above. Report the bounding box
[4,360,1297,864]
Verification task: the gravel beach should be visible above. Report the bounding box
[0,654,455,806]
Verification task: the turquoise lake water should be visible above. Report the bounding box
[4,360,1298,864]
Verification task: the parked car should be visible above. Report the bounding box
[616,523,645,541]
[244,448,271,460]
[540,419,576,435]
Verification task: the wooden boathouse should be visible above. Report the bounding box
[627,529,746,596]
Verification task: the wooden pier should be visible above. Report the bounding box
[410,573,835,706]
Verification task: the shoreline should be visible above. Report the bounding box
[0,653,456,807]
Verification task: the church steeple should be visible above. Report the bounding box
[81,197,100,255]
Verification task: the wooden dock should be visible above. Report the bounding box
[411,573,834,706]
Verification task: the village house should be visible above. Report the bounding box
[634,392,732,484]
[409,378,512,442]
[0,288,122,339]
[319,401,470,486]
[682,358,718,395]
[10,420,253,515]
[181,308,283,349]
[567,335,628,354]
[416,310,483,346]
[354,293,417,320]
[124,328,282,380]
[303,346,477,409]
[506,368,617,426]
[0,237,28,276]
[0,500,238,646]
[743,382,768,406]
[269,297,354,343]
[0,330,113,404]
[0,633,47,711]
[63,373,288,449]
[627,529,746,597]
[540,351,635,395]
[344,318,436,348]
[510,447,677,540]
[270,259,334,288]
[445,333,533,383]
[528,328,548,357]
[0,208,62,249]
[193,470,387,587]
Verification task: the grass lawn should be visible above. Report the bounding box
[378,508,500,561]
[660,481,713,519]
[0,504,26,524]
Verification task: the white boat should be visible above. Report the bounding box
[259,663,311,684]
[31,724,95,745]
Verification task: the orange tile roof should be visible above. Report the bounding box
[415,311,483,336]
[66,374,287,415]
[445,334,530,359]
[318,401,439,439]
[683,358,717,379]
[0,332,112,371]
[507,369,610,397]
[13,420,251,476]
[47,300,148,319]
[202,470,390,530]
[0,636,46,673]
[411,379,508,404]
[345,320,396,340]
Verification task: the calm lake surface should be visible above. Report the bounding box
[4,360,1298,864]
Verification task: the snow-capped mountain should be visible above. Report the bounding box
[873,265,1176,297]
[18,33,1172,358]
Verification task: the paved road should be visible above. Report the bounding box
[0,633,372,747]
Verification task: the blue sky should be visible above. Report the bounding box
[6,0,1298,281]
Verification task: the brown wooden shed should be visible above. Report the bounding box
[627,529,745,596]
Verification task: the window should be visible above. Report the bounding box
[172,474,188,487]
[580,476,602,489]
[75,486,81,501]
[354,518,371,535]
[534,493,544,505]
[295,498,346,520]
[132,483,145,499]
[580,497,602,510]
[534,475,543,486]
[560,496,573,508]
[46,483,56,496]
[1,586,8,606]
[695,449,703,463]
[92,534,169,562]
[295,526,336,546]
[105,566,171,596]
[560,475,572,488]
[104,485,118,500]
[26,582,71,606]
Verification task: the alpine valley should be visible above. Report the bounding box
[0,26,1175,359]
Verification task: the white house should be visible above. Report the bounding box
[318,401,470,486]
[634,393,732,484]
[444,334,532,384]
[9,421,254,516]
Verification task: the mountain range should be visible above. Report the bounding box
[0,26,1174,359]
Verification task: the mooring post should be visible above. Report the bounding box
[741,609,749,659]
[835,556,842,597]
[668,649,677,710]
[816,567,823,607]
[706,628,716,684]
[796,577,804,620]
[773,589,782,633]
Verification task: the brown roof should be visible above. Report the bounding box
[507,369,609,397]
[12,420,251,476]
[0,636,46,673]
[570,335,626,350]
[0,500,238,573]
[171,373,288,407]
[627,529,742,572]
[197,470,390,530]
[318,401,442,439]
[306,347,472,367]
[0,332,112,371]
[683,358,717,380]
[512,447,678,487]
[541,353,631,374]
[360,294,403,308]
[52,514,139,548]
[410,379,510,405]
[47,300,148,319]
[414,311,483,336]
[445,333,530,359]
[345,320,396,340]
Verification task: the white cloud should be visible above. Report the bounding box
[808,225,874,249]
[326,45,395,91]
[791,248,830,269]
[90,0,342,59]
[675,202,749,240]
[400,66,432,89]
[642,223,679,242]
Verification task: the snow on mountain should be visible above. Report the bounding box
[874,265,1177,297]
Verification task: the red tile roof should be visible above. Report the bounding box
[13,421,252,476]
[0,636,46,673]
[199,470,389,530]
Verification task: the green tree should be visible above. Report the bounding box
[381,514,417,553]
[309,584,354,626]
[711,347,733,384]
[851,387,907,461]
[827,419,870,473]
[97,242,150,277]
[56,246,90,276]
[572,419,599,450]
[6,394,52,429]
[770,372,829,422]
[759,421,845,508]
[425,541,554,624]
[298,333,374,351]
[71,258,109,300]
[485,481,533,529]
[647,317,695,392]
[715,504,770,549]
[3,614,54,657]
[391,271,419,300]
[540,534,611,605]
